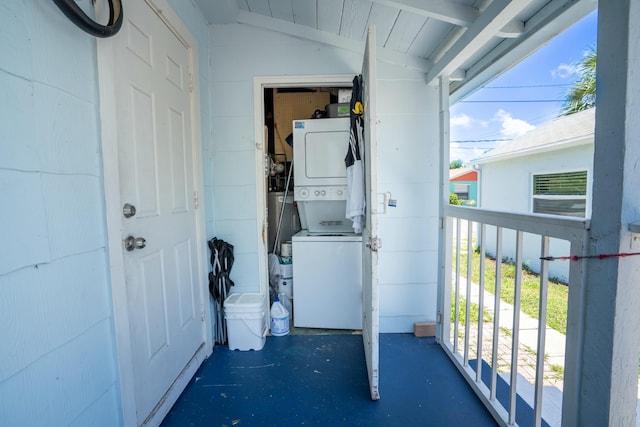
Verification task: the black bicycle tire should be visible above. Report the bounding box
[52,0,123,38]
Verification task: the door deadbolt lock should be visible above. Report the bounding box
[123,203,136,218]
[124,235,146,251]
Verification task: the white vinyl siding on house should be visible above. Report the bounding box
[532,170,587,217]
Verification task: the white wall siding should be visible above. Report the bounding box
[480,144,593,212]
[479,143,594,281]
[209,24,440,332]
[0,1,121,425]
[376,78,440,332]
[1,1,212,425]
[1,169,50,274]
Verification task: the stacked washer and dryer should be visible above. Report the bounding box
[292,117,363,330]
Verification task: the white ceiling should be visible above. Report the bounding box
[193,0,596,100]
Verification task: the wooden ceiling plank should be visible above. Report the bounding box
[317,0,345,34]
[292,0,317,28]
[367,3,400,47]
[407,18,454,59]
[384,10,427,53]
[246,0,271,16]
[340,0,373,40]
[268,0,294,22]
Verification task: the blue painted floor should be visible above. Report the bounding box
[161,334,497,426]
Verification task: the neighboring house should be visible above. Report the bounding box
[473,108,595,281]
[449,167,478,206]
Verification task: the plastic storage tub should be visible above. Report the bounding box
[224,293,266,351]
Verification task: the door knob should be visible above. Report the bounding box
[124,235,146,251]
[123,203,136,218]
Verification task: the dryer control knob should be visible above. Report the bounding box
[299,188,309,199]
[337,189,343,196]
[320,190,326,196]
[314,190,320,196]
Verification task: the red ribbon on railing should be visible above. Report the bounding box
[540,252,640,261]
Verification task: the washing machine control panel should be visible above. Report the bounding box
[294,186,348,201]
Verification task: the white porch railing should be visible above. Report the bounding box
[439,205,590,427]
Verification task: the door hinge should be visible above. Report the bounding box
[437,311,442,324]
[193,191,199,209]
[201,304,205,322]
[189,73,194,93]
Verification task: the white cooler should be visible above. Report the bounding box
[224,293,267,351]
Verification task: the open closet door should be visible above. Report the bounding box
[361,25,380,401]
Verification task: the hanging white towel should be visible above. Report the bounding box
[346,120,365,233]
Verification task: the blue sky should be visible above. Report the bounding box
[450,10,598,164]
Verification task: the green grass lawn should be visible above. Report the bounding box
[454,249,569,335]
[452,297,493,324]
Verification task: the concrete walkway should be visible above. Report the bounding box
[456,276,565,390]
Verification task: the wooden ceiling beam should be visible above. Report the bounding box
[425,0,531,84]
[370,0,524,38]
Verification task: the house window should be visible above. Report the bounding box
[453,184,469,200]
[532,171,587,217]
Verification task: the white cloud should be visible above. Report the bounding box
[494,109,535,138]
[551,63,577,79]
[451,113,472,127]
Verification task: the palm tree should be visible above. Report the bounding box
[561,46,597,115]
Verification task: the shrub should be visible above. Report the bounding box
[450,193,464,205]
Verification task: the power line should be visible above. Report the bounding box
[450,147,495,150]
[459,99,563,103]
[454,111,560,143]
[484,83,571,89]
[451,138,511,143]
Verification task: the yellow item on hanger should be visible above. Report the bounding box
[352,101,364,115]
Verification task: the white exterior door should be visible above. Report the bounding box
[112,1,206,424]
[361,25,380,401]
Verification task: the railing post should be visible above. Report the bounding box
[439,216,453,345]
[534,236,550,427]
[508,231,524,425]
[490,227,503,403]
[464,220,473,365]
[476,223,486,384]
[561,232,588,426]
[436,75,451,345]
[454,219,462,353]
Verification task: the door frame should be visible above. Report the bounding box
[97,1,212,424]
[252,75,355,297]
